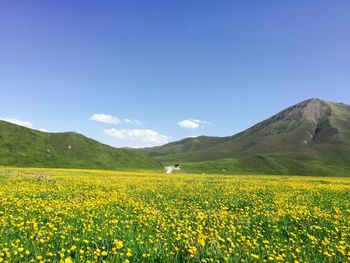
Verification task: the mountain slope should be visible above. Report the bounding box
[0,121,161,170]
[142,99,350,175]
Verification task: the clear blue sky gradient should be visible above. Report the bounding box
[1,1,349,147]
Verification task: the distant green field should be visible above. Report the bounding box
[0,167,349,262]
[178,157,350,176]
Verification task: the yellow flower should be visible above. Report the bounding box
[113,240,124,249]
[198,238,205,247]
[188,246,197,256]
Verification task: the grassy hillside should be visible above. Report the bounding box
[142,99,350,175]
[0,120,161,170]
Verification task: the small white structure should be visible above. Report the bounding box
[165,164,180,174]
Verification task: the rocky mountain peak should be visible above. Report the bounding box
[276,98,329,125]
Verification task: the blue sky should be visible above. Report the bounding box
[1,1,349,147]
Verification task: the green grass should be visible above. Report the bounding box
[178,157,350,176]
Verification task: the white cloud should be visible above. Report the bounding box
[91,114,142,125]
[178,119,210,129]
[178,120,199,129]
[104,128,169,145]
[1,118,33,128]
[39,128,49,132]
[186,135,199,138]
[123,118,142,125]
[90,113,121,124]
[124,118,132,124]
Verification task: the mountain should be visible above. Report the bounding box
[142,98,350,175]
[0,120,161,170]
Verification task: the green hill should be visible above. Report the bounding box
[0,120,161,170]
[142,99,350,175]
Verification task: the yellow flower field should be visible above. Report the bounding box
[0,167,349,262]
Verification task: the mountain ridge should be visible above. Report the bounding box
[141,98,350,175]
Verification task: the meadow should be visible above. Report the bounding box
[0,168,349,262]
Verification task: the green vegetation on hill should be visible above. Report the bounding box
[142,99,350,176]
[0,121,161,170]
